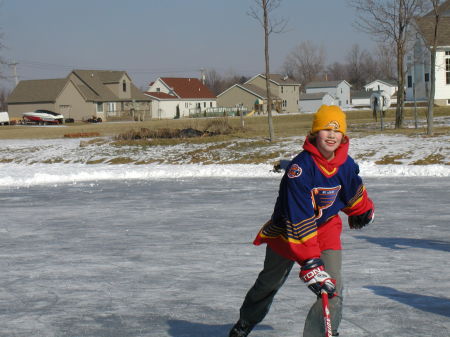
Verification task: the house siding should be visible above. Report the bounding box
[55,81,97,120]
[405,18,450,106]
[8,103,56,120]
[217,86,261,113]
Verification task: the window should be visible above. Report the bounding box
[156,88,160,92]
[122,80,126,92]
[425,73,430,82]
[446,58,450,84]
[446,51,450,55]
[210,102,213,107]
[107,103,117,112]
[204,102,206,108]
[448,99,450,105]
[281,86,284,93]
[96,102,103,113]
[407,75,413,88]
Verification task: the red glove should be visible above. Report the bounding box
[299,258,336,297]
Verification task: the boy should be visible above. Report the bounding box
[229,105,374,337]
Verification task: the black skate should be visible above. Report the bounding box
[229,319,254,337]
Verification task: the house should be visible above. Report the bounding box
[405,0,450,106]
[7,70,152,121]
[350,90,373,108]
[245,74,300,113]
[217,83,282,115]
[351,80,398,107]
[301,80,351,112]
[364,79,398,97]
[145,77,216,119]
[298,92,336,113]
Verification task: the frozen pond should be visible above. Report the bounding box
[0,177,449,337]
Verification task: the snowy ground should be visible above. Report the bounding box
[0,132,449,188]
[0,177,449,337]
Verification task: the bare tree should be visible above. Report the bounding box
[248,0,287,142]
[421,0,443,136]
[326,62,348,82]
[204,69,225,96]
[375,42,397,79]
[282,41,326,88]
[204,69,249,96]
[0,88,9,111]
[349,0,426,128]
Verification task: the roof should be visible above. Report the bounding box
[8,69,151,104]
[7,78,67,103]
[144,91,178,100]
[364,79,398,88]
[424,0,450,17]
[415,16,450,47]
[240,83,280,99]
[249,74,300,86]
[305,80,351,89]
[299,92,332,100]
[158,77,216,99]
[351,90,373,99]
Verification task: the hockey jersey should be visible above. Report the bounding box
[254,137,374,264]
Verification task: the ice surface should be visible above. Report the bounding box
[0,177,449,337]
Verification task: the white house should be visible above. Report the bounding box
[405,1,450,106]
[350,90,373,107]
[298,92,336,113]
[364,80,398,97]
[145,77,217,119]
[303,80,351,109]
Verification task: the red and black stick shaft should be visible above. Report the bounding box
[321,290,332,337]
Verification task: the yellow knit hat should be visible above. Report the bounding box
[311,105,347,134]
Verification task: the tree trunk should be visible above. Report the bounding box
[395,41,406,129]
[263,0,275,141]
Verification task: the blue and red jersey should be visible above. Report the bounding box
[254,137,374,264]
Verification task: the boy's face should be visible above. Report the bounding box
[316,129,343,160]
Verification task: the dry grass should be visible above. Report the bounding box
[0,107,449,141]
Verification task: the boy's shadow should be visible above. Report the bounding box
[354,236,450,253]
[365,285,450,317]
[167,320,273,337]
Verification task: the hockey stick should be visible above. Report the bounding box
[321,290,332,337]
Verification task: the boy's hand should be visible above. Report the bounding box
[299,258,336,297]
[349,209,374,229]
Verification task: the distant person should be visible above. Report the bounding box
[228,105,375,337]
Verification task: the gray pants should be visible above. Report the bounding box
[239,246,343,337]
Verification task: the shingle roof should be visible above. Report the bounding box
[239,83,280,100]
[258,74,300,85]
[7,78,67,103]
[415,16,450,46]
[159,77,216,99]
[305,80,344,89]
[424,0,450,16]
[8,70,151,104]
[299,92,331,100]
[351,90,372,99]
[144,91,178,100]
[71,70,121,101]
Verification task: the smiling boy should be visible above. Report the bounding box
[229,105,375,337]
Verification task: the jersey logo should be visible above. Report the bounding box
[287,164,302,179]
[311,185,341,219]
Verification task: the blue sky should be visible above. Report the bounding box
[0,0,375,89]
